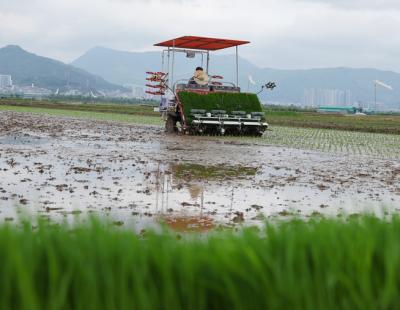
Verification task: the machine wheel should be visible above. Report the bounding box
[165,115,178,134]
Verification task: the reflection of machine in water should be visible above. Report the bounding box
[154,162,214,232]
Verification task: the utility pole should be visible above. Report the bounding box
[374,81,377,112]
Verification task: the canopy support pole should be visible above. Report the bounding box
[206,51,210,73]
[161,51,165,73]
[167,47,170,89]
[171,40,175,89]
[236,46,239,87]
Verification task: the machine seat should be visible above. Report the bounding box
[212,86,240,93]
[176,83,210,91]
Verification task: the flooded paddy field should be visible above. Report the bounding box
[0,111,399,230]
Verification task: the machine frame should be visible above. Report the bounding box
[146,36,269,136]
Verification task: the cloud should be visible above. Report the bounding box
[0,0,399,71]
[299,0,400,10]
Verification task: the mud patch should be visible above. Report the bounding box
[0,111,399,231]
[160,215,214,232]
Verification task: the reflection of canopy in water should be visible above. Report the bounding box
[187,184,203,200]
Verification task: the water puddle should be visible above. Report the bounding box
[1,111,399,231]
[0,134,50,145]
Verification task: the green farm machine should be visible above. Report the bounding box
[146,36,275,136]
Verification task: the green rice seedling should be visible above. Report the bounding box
[178,92,263,124]
[262,126,400,159]
[2,216,400,309]
[265,111,400,134]
[1,102,399,159]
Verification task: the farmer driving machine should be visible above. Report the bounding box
[146,36,274,136]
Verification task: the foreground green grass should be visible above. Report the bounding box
[2,216,400,309]
[0,104,163,126]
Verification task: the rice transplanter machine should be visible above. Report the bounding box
[146,36,275,136]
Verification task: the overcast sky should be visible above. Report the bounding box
[1,0,399,71]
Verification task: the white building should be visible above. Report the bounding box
[0,74,12,88]
[132,86,145,98]
[19,85,52,98]
[303,88,352,107]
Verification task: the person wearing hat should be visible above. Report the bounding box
[189,67,209,85]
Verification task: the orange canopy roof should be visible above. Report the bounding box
[154,36,250,51]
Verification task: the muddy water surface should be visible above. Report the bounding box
[1,111,399,230]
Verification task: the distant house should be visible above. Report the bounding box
[19,85,52,98]
[317,106,358,114]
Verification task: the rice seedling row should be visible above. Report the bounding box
[263,126,400,159]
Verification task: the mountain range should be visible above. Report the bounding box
[1,44,399,108]
[0,45,125,92]
[72,46,400,107]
